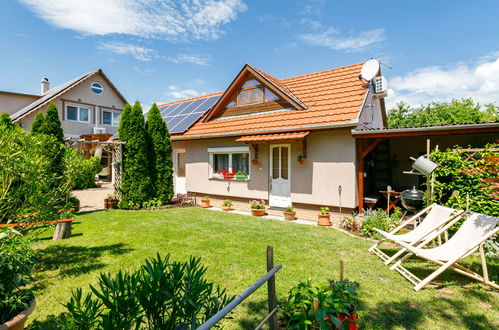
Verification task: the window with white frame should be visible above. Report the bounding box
[208,146,250,180]
[66,104,91,123]
[102,110,121,126]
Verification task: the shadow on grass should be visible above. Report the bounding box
[31,243,133,293]
[37,233,83,241]
[27,313,65,330]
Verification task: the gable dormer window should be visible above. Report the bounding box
[237,79,263,106]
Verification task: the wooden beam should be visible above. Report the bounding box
[361,137,383,159]
[357,139,364,213]
[353,126,499,139]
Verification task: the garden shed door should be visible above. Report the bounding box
[269,144,291,208]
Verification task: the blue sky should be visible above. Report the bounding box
[1,0,499,109]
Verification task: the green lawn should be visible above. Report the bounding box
[28,208,498,329]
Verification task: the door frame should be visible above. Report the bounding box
[268,143,291,207]
[174,148,186,194]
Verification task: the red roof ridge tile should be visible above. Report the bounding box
[157,91,223,107]
[281,62,365,82]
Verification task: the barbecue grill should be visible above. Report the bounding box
[400,186,424,212]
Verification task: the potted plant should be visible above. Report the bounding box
[249,200,266,216]
[221,199,232,211]
[201,196,211,208]
[251,159,259,166]
[283,206,296,221]
[112,160,120,169]
[0,227,37,330]
[297,154,305,165]
[104,194,117,209]
[317,206,332,226]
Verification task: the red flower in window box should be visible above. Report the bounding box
[223,171,235,179]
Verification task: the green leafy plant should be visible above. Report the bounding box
[203,195,210,201]
[360,209,401,239]
[282,279,360,329]
[61,254,232,329]
[68,150,101,190]
[297,154,304,161]
[320,207,329,215]
[0,227,36,323]
[285,206,295,212]
[340,216,361,233]
[249,200,265,209]
[223,200,233,207]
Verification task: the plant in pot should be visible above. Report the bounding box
[282,279,360,330]
[104,194,118,209]
[318,206,332,226]
[249,200,266,216]
[283,206,296,221]
[221,200,232,211]
[0,227,37,330]
[297,154,305,165]
[235,171,248,180]
[201,196,211,208]
[251,159,259,166]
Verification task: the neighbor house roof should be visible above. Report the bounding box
[11,69,127,122]
[167,62,369,140]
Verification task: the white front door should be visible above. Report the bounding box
[269,144,291,208]
[174,150,186,194]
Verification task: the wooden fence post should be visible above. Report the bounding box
[267,246,278,330]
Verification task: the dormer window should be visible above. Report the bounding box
[237,79,263,106]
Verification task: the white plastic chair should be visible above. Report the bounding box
[390,212,499,291]
[369,204,464,265]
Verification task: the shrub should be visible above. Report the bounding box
[0,227,36,323]
[61,254,232,329]
[282,279,360,329]
[341,216,361,233]
[67,149,102,190]
[360,209,401,239]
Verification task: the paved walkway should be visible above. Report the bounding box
[72,182,115,212]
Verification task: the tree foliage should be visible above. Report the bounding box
[388,98,499,128]
[0,113,14,130]
[31,111,45,134]
[146,104,173,204]
[119,102,152,207]
[39,102,64,143]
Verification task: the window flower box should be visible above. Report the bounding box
[235,171,249,180]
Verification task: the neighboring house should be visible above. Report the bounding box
[157,62,387,214]
[1,69,128,182]
[1,69,127,138]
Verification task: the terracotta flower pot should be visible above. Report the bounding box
[201,199,211,208]
[251,208,266,216]
[317,213,332,226]
[338,312,358,330]
[283,211,296,221]
[298,159,305,165]
[251,159,259,166]
[221,206,231,211]
[104,198,110,209]
[1,299,36,330]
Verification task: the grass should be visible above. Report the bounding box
[28,208,498,329]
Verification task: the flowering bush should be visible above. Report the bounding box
[341,216,361,233]
[249,200,265,209]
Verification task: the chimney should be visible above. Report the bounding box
[40,77,49,94]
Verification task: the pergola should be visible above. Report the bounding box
[353,122,499,212]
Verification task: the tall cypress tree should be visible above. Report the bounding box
[0,113,14,130]
[118,103,132,142]
[119,101,152,207]
[40,102,64,143]
[31,111,45,134]
[146,103,173,204]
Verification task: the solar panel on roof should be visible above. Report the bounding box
[160,94,221,134]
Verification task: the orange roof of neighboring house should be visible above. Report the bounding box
[167,62,368,140]
[236,131,310,142]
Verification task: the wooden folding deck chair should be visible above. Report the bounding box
[369,204,464,265]
[390,212,499,291]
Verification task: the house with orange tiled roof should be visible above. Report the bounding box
[158,61,388,217]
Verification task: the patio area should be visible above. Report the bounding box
[29,208,499,329]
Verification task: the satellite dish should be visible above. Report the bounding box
[360,59,380,82]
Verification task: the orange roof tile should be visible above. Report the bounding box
[236,131,310,142]
[170,62,368,140]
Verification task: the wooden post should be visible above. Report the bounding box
[357,140,364,213]
[339,260,344,281]
[426,139,431,206]
[266,246,278,330]
[479,244,489,283]
[53,221,72,240]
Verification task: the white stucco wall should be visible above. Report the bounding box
[174,128,358,208]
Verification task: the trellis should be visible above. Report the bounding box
[65,137,125,198]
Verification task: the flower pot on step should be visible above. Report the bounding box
[251,209,266,216]
[201,199,211,208]
[283,211,296,221]
[0,299,36,330]
[317,213,332,226]
[221,206,231,211]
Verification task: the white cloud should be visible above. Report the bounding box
[98,42,158,62]
[19,0,247,40]
[99,42,211,65]
[166,85,204,100]
[387,55,499,108]
[297,24,385,52]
